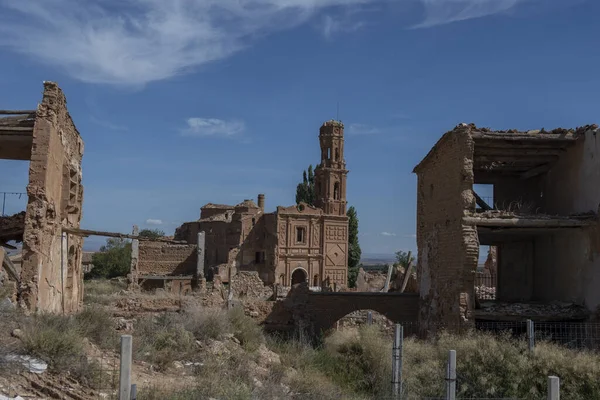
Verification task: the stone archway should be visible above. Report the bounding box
[291,268,307,285]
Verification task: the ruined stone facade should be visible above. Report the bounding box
[414,123,600,330]
[0,82,84,314]
[175,120,350,287]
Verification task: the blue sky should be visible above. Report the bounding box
[0,0,598,256]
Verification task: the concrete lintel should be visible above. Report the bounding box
[464,216,596,228]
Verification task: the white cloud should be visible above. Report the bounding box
[403,233,417,238]
[90,115,128,131]
[380,231,397,237]
[347,123,380,135]
[413,0,520,28]
[321,13,365,40]
[0,0,531,85]
[182,118,245,137]
[145,219,163,225]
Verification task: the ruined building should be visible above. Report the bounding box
[0,82,84,314]
[174,120,350,288]
[414,123,600,330]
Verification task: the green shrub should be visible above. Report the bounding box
[20,313,84,372]
[134,313,195,371]
[184,307,231,341]
[75,305,118,349]
[227,306,264,351]
[311,326,390,396]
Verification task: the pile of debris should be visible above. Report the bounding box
[231,272,273,300]
[0,212,25,244]
[475,285,496,300]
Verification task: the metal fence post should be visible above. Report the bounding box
[446,350,456,400]
[527,319,535,352]
[548,376,560,400]
[367,311,373,325]
[119,335,133,400]
[392,323,403,399]
[130,383,137,400]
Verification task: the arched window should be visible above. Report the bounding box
[335,148,339,161]
[327,148,331,160]
[313,274,319,287]
[334,182,340,200]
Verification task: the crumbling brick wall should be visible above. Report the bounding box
[137,241,197,276]
[414,125,478,332]
[20,82,85,314]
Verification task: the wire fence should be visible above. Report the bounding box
[0,191,27,217]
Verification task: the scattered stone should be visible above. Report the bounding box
[116,318,134,331]
[256,344,281,368]
[173,361,184,369]
[205,339,230,356]
[11,329,23,339]
[252,377,263,388]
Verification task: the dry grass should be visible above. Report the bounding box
[402,329,600,400]
[9,297,600,400]
[83,278,127,305]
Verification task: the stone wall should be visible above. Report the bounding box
[20,82,85,314]
[414,125,478,331]
[137,241,197,276]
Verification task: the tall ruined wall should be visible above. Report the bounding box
[138,241,197,276]
[20,82,84,314]
[238,213,277,284]
[414,126,478,331]
[200,219,242,270]
[531,127,600,313]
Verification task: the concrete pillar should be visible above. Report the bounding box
[129,225,139,290]
[548,376,560,400]
[60,232,68,314]
[119,335,132,400]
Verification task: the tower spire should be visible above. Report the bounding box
[314,120,348,216]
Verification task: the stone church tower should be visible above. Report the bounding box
[314,120,348,216]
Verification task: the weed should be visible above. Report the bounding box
[75,305,118,350]
[228,306,264,351]
[183,307,231,341]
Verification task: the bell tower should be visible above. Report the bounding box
[314,120,348,216]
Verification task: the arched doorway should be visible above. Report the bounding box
[291,268,307,285]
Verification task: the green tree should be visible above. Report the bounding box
[347,206,362,288]
[295,164,316,206]
[139,229,165,240]
[86,238,132,279]
[394,250,416,271]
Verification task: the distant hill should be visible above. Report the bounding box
[360,253,397,266]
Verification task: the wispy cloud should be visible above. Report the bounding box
[146,219,163,225]
[321,14,365,40]
[380,231,397,237]
[403,233,417,238]
[347,123,381,136]
[413,0,520,29]
[182,118,245,138]
[0,0,532,86]
[90,115,129,131]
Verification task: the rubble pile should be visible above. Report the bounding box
[355,268,387,292]
[0,212,25,243]
[475,285,496,300]
[231,272,273,299]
